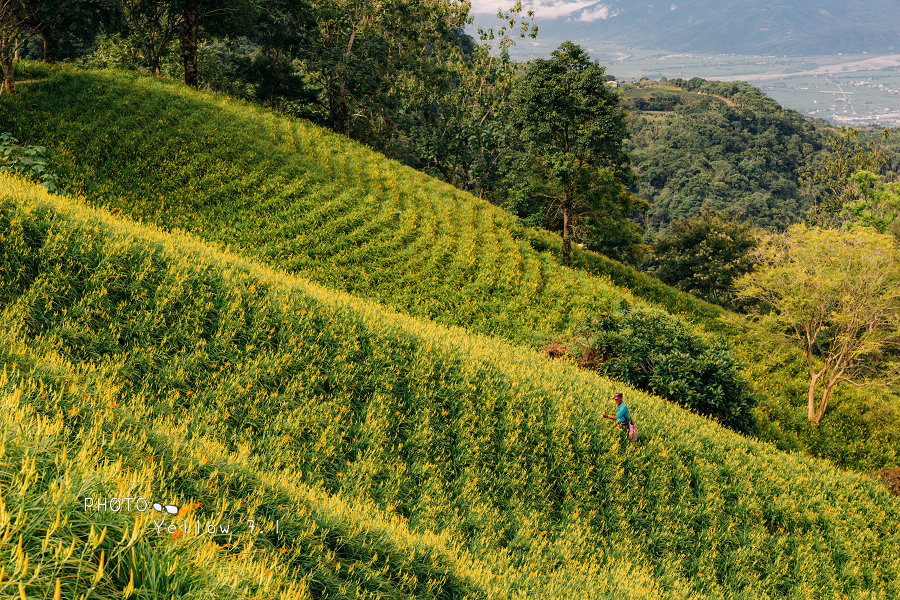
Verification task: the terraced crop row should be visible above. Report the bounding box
[7,66,899,472]
[2,69,636,348]
[3,175,900,600]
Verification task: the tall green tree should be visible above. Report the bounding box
[119,0,180,75]
[117,0,260,84]
[21,0,120,64]
[0,0,35,93]
[507,41,639,266]
[646,211,758,308]
[180,0,287,87]
[800,125,893,228]
[735,224,900,425]
[300,0,469,143]
[404,2,536,197]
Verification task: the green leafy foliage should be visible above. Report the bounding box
[506,42,642,265]
[572,305,756,433]
[12,59,56,79]
[402,3,535,198]
[735,224,900,425]
[842,170,900,237]
[800,126,894,228]
[0,131,58,191]
[645,211,758,309]
[624,79,824,236]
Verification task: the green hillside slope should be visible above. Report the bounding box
[11,65,900,472]
[1,67,645,349]
[4,66,900,472]
[3,175,900,599]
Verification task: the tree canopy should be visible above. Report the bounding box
[623,78,825,236]
[507,41,641,265]
[646,211,758,309]
[735,224,900,425]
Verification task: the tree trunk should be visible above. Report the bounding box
[148,53,161,76]
[807,372,819,423]
[812,383,833,426]
[340,81,350,136]
[182,0,199,87]
[41,26,56,64]
[562,190,572,266]
[2,55,15,95]
[330,86,341,133]
[331,80,350,136]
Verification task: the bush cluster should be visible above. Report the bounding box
[0,132,58,191]
[573,304,756,433]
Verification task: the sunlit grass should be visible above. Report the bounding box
[1,174,899,598]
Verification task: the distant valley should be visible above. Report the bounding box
[470,1,900,126]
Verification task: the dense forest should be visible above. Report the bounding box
[622,78,828,236]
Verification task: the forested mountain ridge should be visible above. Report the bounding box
[517,0,900,55]
[622,78,829,235]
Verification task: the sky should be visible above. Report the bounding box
[470,1,608,19]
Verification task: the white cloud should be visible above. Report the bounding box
[671,4,677,10]
[470,0,598,19]
[580,4,619,21]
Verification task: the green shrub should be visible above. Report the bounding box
[12,59,56,80]
[0,132,58,191]
[573,305,756,432]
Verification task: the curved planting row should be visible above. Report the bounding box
[2,174,899,600]
[2,68,631,347]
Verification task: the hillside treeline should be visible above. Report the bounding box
[624,78,827,236]
[12,1,899,267]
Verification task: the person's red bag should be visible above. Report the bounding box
[628,421,637,442]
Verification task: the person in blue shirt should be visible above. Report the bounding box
[603,392,632,435]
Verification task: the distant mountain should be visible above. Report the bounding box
[488,0,900,56]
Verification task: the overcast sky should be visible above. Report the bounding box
[470,1,627,22]
[471,1,597,18]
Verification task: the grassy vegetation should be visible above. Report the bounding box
[13,59,55,81]
[0,67,643,349]
[2,66,898,473]
[3,173,900,598]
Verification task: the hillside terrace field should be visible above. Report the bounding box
[3,169,900,599]
[7,66,900,465]
[1,69,651,349]
[7,65,900,464]
[1,66,899,598]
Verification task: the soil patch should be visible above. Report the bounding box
[868,468,900,496]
